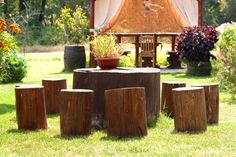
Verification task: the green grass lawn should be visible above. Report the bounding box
[0,53,236,157]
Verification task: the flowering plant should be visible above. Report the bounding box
[0,18,21,62]
[55,5,89,44]
[90,35,123,58]
[177,26,218,63]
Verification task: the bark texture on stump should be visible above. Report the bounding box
[161,81,186,117]
[105,87,147,137]
[60,89,94,136]
[73,68,160,128]
[172,87,207,132]
[192,84,219,124]
[15,86,47,130]
[42,78,67,114]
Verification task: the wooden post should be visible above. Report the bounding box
[105,87,147,137]
[15,85,47,130]
[153,34,157,67]
[42,78,67,114]
[60,89,94,136]
[135,35,140,67]
[192,84,219,124]
[161,81,186,117]
[198,0,204,27]
[171,35,176,51]
[89,0,97,68]
[172,87,207,132]
[116,34,122,43]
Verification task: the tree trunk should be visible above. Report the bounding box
[15,85,47,130]
[105,87,147,137]
[19,0,27,14]
[192,84,219,124]
[60,89,94,136]
[38,0,47,25]
[42,78,67,114]
[172,87,207,132]
[161,81,186,117]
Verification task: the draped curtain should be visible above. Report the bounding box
[170,0,198,26]
[95,0,125,31]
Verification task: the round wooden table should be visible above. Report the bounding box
[73,67,160,128]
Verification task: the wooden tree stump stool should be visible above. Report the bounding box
[15,85,47,130]
[42,78,67,114]
[60,89,94,136]
[105,87,147,137]
[161,81,186,117]
[192,84,219,124]
[172,87,207,132]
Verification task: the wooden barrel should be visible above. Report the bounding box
[64,46,86,70]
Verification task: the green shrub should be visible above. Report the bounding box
[0,52,27,83]
[16,26,64,46]
[118,55,134,67]
[215,22,236,94]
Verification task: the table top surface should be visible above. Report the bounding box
[74,67,160,74]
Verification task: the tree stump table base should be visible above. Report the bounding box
[73,68,160,129]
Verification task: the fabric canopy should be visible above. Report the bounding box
[94,0,199,33]
[95,0,126,30]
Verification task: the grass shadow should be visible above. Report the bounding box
[7,128,40,134]
[100,135,144,142]
[147,118,159,128]
[0,104,15,115]
[47,114,59,118]
[53,134,90,140]
[171,129,206,135]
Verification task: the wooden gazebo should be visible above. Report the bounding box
[89,0,204,67]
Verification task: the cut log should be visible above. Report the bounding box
[172,87,207,132]
[60,89,94,136]
[161,81,186,117]
[15,85,47,130]
[42,78,67,114]
[105,87,147,137]
[192,84,219,124]
[73,68,160,128]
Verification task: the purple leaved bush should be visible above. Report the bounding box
[177,26,218,63]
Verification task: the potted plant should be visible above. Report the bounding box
[176,26,218,75]
[56,5,89,71]
[90,35,123,69]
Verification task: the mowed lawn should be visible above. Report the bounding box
[0,53,236,157]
